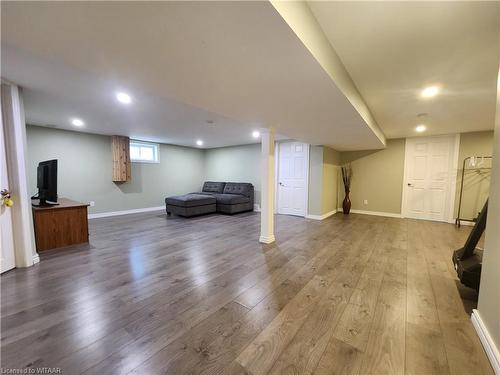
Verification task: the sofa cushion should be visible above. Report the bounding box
[223,182,253,198]
[212,193,250,205]
[165,194,216,207]
[202,181,226,193]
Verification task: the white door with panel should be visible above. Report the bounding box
[0,110,16,273]
[277,142,309,217]
[404,135,457,222]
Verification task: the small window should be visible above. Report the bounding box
[130,140,160,163]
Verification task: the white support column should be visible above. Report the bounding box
[259,129,275,244]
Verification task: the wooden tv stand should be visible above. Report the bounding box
[32,198,89,251]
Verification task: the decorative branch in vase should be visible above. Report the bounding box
[341,164,352,214]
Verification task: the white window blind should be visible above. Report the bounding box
[130,140,159,163]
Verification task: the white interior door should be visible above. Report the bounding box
[277,141,309,217]
[0,112,16,273]
[404,135,457,222]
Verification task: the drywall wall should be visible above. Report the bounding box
[307,145,340,217]
[339,139,406,214]
[26,127,330,215]
[308,145,324,216]
[208,141,340,217]
[477,70,499,362]
[29,125,492,221]
[338,133,494,217]
[204,143,261,205]
[454,131,494,221]
[322,146,340,215]
[26,125,205,214]
[270,0,385,147]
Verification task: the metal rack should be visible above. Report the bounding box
[455,156,491,227]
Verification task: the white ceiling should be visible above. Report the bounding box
[1,1,384,150]
[309,1,500,139]
[2,46,266,148]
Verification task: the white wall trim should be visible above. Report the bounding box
[401,137,409,218]
[274,140,279,213]
[304,143,310,218]
[472,309,500,374]
[305,209,336,220]
[454,220,475,226]
[339,208,402,218]
[259,235,276,244]
[90,204,264,219]
[448,133,461,223]
[88,206,164,219]
[449,217,475,226]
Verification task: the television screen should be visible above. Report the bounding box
[35,159,58,205]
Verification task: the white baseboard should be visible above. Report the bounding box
[472,310,500,374]
[259,235,275,244]
[32,254,40,264]
[253,204,261,212]
[88,206,165,219]
[337,208,402,218]
[456,220,475,227]
[306,209,337,221]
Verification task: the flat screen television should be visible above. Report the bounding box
[32,159,58,206]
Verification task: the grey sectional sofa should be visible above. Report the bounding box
[165,181,254,217]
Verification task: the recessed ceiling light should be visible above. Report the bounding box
[252,131,260,138]
[196,139,203,146]
[71,118,84,127]
[116,92,132,104]
[415,124,427,133]
[420,86,440,98]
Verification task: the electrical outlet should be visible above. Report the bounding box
[364,199,368,205]
[89,201,95,207]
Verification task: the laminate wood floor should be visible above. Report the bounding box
[1,211,493,374]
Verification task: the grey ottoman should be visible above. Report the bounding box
[165,194,216,217]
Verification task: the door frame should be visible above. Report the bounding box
[274,140,309,217]
[401,133,460,223]
[0,98,16,273]
[1,82,38,268]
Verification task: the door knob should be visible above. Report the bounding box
[279,182,284,186]
[1,189,14,207]
[407,183,413,187]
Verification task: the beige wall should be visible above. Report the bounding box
[477,70,500,354]
[204,143,261,205]
[322,146,340,215]
[339,139,405,214]
[308,145,324,216]
[26,125,205,214]
[336,133,494,217]
[454,131,494,220]
[307,145,340,216]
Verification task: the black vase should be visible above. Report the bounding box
[342,191,351,214]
